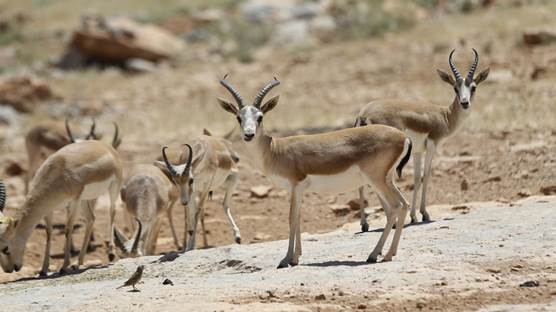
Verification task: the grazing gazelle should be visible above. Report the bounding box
[0,140,122,275]
[217,76,411,267]
[25,119,122,193]
[115,164,180,256]
[354,49,489,228]
[158,134,242,252]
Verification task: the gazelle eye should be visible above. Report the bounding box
[257,116,263,123]
[471,86,476,92]
[2,247,9,255]
[189,179,194,185]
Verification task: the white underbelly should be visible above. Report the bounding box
[306,165,366,194]
[80,176,114,200]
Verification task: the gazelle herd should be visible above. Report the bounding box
[0,49,488,275]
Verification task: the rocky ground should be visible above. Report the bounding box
[0,196,555,311]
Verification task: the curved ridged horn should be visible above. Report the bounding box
[113,226,128,254]
[112,122,122,149]
[253,77,280,108]
[86,119,97,140]
[220,74,244,108]
[466,48,479,83]
[449,50,462,82]
[130,218,142,255]
[0,180,6,212]
[65,118,76,143]
[184,144,193,175]
[162,147,178,177]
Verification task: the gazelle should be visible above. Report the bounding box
[0,140,122,274]
[115,164,180,256]
[355,49,489,228]
[217,76,411,267]
[157,134,242,251]
[25,119,122,193]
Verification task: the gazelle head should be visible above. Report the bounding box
[217,75,280,142]
[65,119,122,149]
[0,180,23,273]
[436,49,490,110]
[156,145,200,234]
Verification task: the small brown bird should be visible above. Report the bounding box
[117,265,144,291]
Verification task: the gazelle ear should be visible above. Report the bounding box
[261,95,280,113]
[217,98,239,114]
[437,69,455,85]
[154,161,174,181]
[474,67,490,85]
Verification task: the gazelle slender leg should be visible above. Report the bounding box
[366,175,402,263]
[291,198,303,266]
[182,204,189,251]
[420,140,435,222]
[78,200,95,266]
[222,170,241,244]
[166,199,180,250]
[278,183,302,269]
[358,187,369,232]
[107,182,119,262]
[62,200,79,273]
[146,219,162,255]
[197,192,209,248]
[39,213,53,277]
[383,177,410,261]
[410,154,423,224]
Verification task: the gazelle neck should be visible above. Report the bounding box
[445,96,471,136]
[244,125,273,174]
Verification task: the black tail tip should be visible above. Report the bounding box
[396,139,412,178]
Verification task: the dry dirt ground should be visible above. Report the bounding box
[0,2,555,307]
[0,196,555,312]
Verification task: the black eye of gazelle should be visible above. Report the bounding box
[257,116,263,123]
[2,247,9,255]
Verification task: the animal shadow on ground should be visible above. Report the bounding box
[5,264,110,284]
[303,260,369,267]
[355,220,436,235]
[128,289,140,293]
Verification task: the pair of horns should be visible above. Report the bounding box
[66,118,97,143]
[114,218,142,255]
[65,119,122,148]
[0,180,5,212]
[162,144,193,177]
[449,49,479,83]
[220,75,280,109]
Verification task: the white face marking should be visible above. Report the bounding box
[455,79,477,109]
[237,106,263,142]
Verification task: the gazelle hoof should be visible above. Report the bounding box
[366,255,378,263]
[382,256,393,262]
[277,258,290,269]
[410,216,418,224]
[422,214,431,222]
[235,237,241,244]
[361,223,369,232]
[59,267,72,275]
[38,271,48,278]
[108,253,116,262]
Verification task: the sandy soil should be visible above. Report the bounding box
[0,196,554,311]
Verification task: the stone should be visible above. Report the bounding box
[250,185,272,198]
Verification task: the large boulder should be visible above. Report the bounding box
[58,15,184,68]
[0,76,58,113]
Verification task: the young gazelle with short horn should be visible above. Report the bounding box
[354,49,489,229]
[217,76,412,267]
[157,133,242,251]
[0,140,122,275]
[116,164,180,256]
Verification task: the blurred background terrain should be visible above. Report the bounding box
[0,0,555,281]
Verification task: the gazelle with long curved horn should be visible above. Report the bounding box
[0,140,123,275]
[217,76,412,268]
[156,133,242,251]
[354,49,489,229]
[117,164,180,256]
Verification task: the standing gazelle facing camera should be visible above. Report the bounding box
[217,75,412,267]
[355,49,489,229]
[157,134,242,251]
